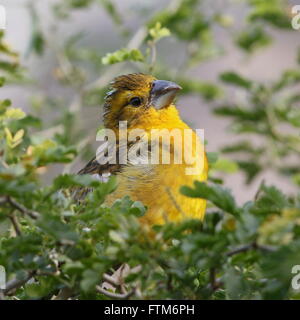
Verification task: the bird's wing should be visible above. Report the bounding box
[71,138,134,201]
[72,148,123,201]
[77,156,122,177]
[71,158,121,202]
[72,133,150,201]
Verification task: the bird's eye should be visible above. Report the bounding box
[129,97,142,107]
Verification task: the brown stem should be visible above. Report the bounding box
[103,273,120,287]
[4,271,36,295]
[226,242,276,257]
[96,285,135,299]
[5,196,40,219]
[9,213,22,236]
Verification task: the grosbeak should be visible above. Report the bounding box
[76,73,208,226]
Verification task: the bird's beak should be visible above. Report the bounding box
[150,80,182,109]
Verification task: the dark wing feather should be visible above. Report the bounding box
[71,135,147,201]
[71,138,129,201]
[71,157,122,202]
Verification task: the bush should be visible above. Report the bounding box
[0,0,299,300]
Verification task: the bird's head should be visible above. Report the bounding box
[103,73,182,129]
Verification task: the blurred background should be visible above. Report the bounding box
[1,0,300,203]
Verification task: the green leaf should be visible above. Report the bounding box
[236,26,272,52]
[237,160,262,184]
[221,141,263,156]
[149,22,171,42]
[212,158,239,174]
[248,3,291,29]
[220,71,252,89]
[102,48,144,65]
[1,108,26,120]
[224,266,246,299]
[99,0,122,25]
[292,174,300,186]
[273,70,300,91]
[261,241,300,299]
[0,77,5,87]
[81,269,101,292]
[214,105,265,121]
[180,181,240,216]
[207,152,218,164]
[30,139,77,165]
[0,99,12,115]
[130,201,147,217]
[53,174,100,189]
[37,214,79,243]
[30,31,45,56]
[252,184,289,216]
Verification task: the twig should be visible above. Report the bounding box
[209,267,218,291]
[103,273,120,287]
[254,179,265,201]
[119,264,129,294]
[53,287,74,300]
[207,268,223,292]
[4,271,35,295]
[226,243,257,257]
[9,213,22,236]
[102,264,139,294]
[148,40,157,73]
[207,242,276,292]
[96,285,135,299]
[5,196,40,219]
[255,244,277,252]
[226,242,276,257]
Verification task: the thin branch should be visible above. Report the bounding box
[9,213,22,236]
[119,264,129,294]
[102,264,135,293]
[226,242,276,257]
[103,273,120,287]
[256,244,277,252]
[53,287,74,300]
[207,242,276,292]
[148,40,157,73]
[5,196,40,219]
[96,285,135,300]
[254,179,265,201]
[209,267,218,291]
[226,243,256,257]
[4,271,35,295]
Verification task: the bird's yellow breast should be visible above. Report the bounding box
[106,106,208,226]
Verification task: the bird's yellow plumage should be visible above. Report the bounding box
[78,73,208,226]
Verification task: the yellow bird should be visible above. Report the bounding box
[77,73,208,226]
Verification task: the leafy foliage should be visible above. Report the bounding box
[0,0,299,300]
[101,49,145,65]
